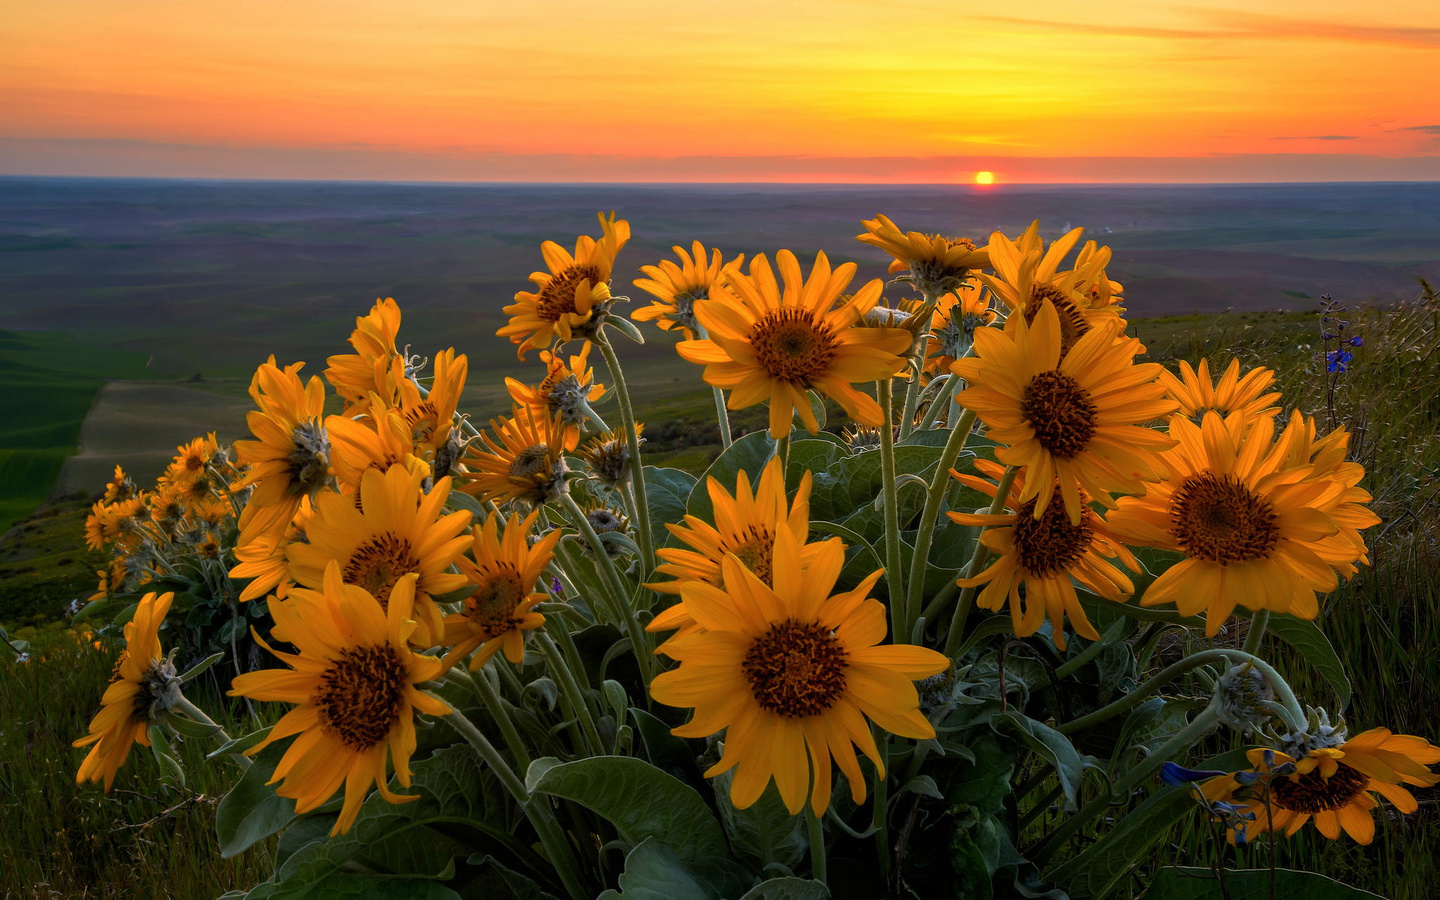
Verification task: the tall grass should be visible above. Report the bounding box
[0,625,274,898]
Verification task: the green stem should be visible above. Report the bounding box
[1057,648,1304,735]
[450,667,532,771]
[877,379,906,641]
[559,494,655,687]
[172,697,251,769]
[775,432,791,475]
[904,408,977,642]
[534,632,607,757]
[1242,609,1270,656]
[917,374,958,431]
[595,332,655,578]
[1033,704,1222,866]
[446,708,590,900]
[712,387,733,449]
[942,465,1018,658]
[1053,631,1114,680]
[872,733,891,887]
[808,806,828,886]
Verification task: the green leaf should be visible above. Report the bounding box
[786,439,847,489]
[529,756,728,860]
[1046,748,1254,900]
[295,876,461,900]
[1265,615,1352,710]
[466,855,563,900]
[687,431,777,522]
[642,466,697,551]
[242,745,519,900]
[809,445,942,524]
[991,712,1086,810]
[598,838,752,900]
[630,708,701,785]
[738,877,831,900]
[713,772,807,871]
[1144,867,1385,900]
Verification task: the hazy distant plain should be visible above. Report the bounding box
[3,178,1437,379]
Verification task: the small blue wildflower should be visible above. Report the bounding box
[1326,349,1352,373]
[1160,761,1228,786]
[1348,335,1364,347]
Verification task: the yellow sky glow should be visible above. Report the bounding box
[2,0,1438,181]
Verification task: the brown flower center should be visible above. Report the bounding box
[510,444,554,480]
[536,263,605,322]
[751,309,839,386]
[344,533,420,606]
[1025,289,1090,357]
[467,566,527,638]
[1021,371,1098,459]
[742,619,849,718]
[1170,472,1280,564]
[406,401,440,445]
[1270,763,1370,814]
[316,644,407,750]
[722,526,774,587]
[1013,487,1093,576]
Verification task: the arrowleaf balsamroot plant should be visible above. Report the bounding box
[71,210,1436,900]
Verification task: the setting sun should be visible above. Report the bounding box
[975,171,996,185]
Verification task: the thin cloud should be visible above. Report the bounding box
[972,9,1440,49]
[1399,125,1440,134]
[1274,135,1358,141]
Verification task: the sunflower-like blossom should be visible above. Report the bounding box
[230,496,314,602]
[650,530,948,816]
[498,212,630,358]
[1160,358,1281,427]
[1201,727,1440,845]
[164,433,221,486]
[856,214,990,297]
[505,346,605,451]
[74,591,176,791]
[925,284,995,373]
[677,250,912,438]
[949,459,1138,650]
[231,563,449,835]
[953,301,1176,525]
[231,358,331,544]
[441,511,562,671]
[326,405,429,497]
[1267,412,1380,580]
[1107,412,1355,633]
[459,407,570,507]
[632,241,743,339]
[647,457,827,643]
[325,298,404,415]
[395,348,468,458]
[285,465,471,647]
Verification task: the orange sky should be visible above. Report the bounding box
[3,0,1439,182]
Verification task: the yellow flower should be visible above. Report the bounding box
[285,465,471,647]
[856,214,990,296]
[1202,728,1440,845]
[575,424,644,488]
[459,408,569,507]
[102,465,138,504]
[1107,412,1353,634]
[327,406,430,496]
[498,212,630,358]
[395,348,468,458]
[324,298,404,415]
[441,512,561,671]
[1160,358,1281,425]
[924,285,995,374]
[650,531,948,816]
[230,496,314,602]
[74,591,175,791]
[632,241,742,339]
[677,250,912,438]
[232,358,331,544]
[86,498,141,550]
[1269,413,1381,580]
[980,222,1124,360]
[952,301,1176,525]
[1069,239,1125,312]
[647,457,825,642]
[231,563,450,835]
[505,346,606,451]
[164,433,220,485]
[950,460,1138,650]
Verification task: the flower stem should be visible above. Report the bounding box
[559,493,655,687]
[595,331,655,578]
[534,632,607,757]
[1242,609,1270,656]
[872,734,891,886]
[446,708,590,900]
[808,806,828,886]
[904,408,976,643]
[942,465,1017,658]
[917,374,958,431]
[172,696,251,769]
[877,378,906,640]
[449,667,532,771]
[712,387,733,449]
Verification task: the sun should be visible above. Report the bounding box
[975,171,996,185]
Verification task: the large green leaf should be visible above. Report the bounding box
[738,877,830,900]
[242,745,518,900]
[1265,615,1352,710]
[596,838,752,900]
[295,876,461,900]
[529,756,728,860]
[686,432,777,522]
[217,746,297,858]
[991,713,1087,810]
[642,466,697,551]
[713,772,807,871]
[785,438,847,489]
[809,445,943,524]
[1144,867,1384,899]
